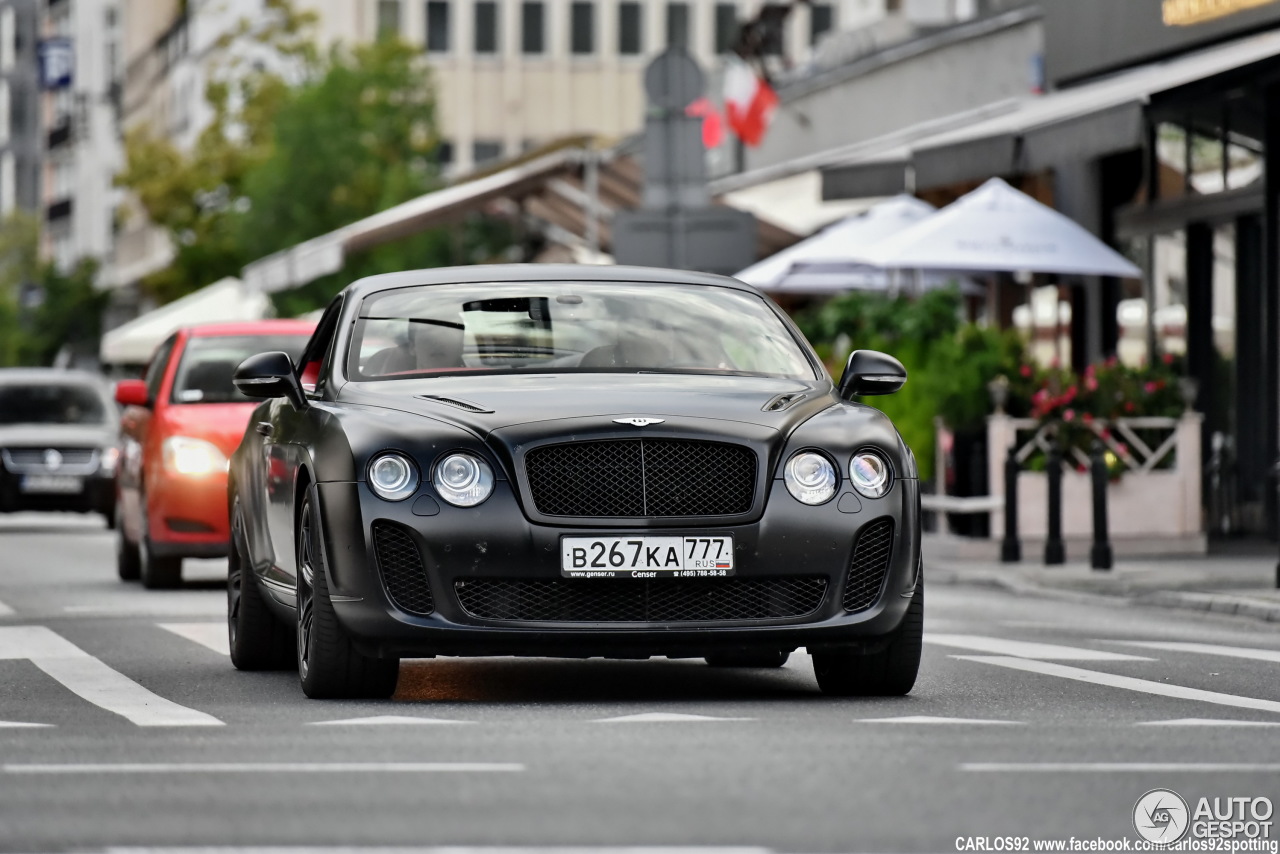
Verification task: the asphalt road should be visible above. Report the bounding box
[2,512,1279,854]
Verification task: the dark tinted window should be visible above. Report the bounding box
[810,3,833,45]
[0,383,108,425]
[473,140,503,165]
[570,2,594,54]
[171,335,309,405]
[715,3,737,54]
[666,2,690,49]
[474,1,498,53]
[377,0,402,38]
[618,1,642,54]
[521,1,544,53]
[425,0,450,52]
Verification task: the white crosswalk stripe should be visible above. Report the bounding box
[0,626,223,727]
[158,622,229,656]
[925,633,1152,661]
[1138,718,1280,727]
[1110,640,1280,663]
[857,716,1024,725]
[595,713,754,723]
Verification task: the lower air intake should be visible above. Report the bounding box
[372,522,435,616]
[454,577,827,623]
[843,518,894,612]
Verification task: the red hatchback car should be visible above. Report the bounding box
[115,321,315,588]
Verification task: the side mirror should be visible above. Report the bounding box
[114,379,150,408]
[233,351,307,410]
[838,349,907,398]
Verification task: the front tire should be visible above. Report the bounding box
[228,500,294,671]
[140,536,183,589]
[115,504,140,582]
[812,581,923,697]
[295,494,399,699]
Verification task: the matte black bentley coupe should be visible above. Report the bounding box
[227,265,922,699]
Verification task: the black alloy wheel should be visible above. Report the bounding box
[295,495,399,699]
[812,580,923,697]
[227,499,294,671]
[115,503,140,582]
[705,651,791,668]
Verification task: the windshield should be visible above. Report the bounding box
[171,335,311,404]
[0,382,109,425]
[348,282,816,381]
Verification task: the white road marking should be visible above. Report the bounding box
[0,626,223,727]
[94,848,771,854]
[595,712,755,723]
[1138,718,1280,727]
[925,634,1152,661]
[63,601,223,617]
[1112,640,1280,664]
[158,623,229,656]
[310,715,472,726]
[857,715,1024,725]
[962,763,1280,773]
[0,597,14,616]
[0,720,52,728]
[3,762,524,774]
[955,655,1280,714]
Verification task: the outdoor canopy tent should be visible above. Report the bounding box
[860,178,1142,277]
[99,277,271,366]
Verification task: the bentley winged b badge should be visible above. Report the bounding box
[613,417,666,427]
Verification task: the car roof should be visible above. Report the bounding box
[185,320,317,338]
[342,264,760,300]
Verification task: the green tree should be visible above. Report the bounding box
[0,212,39,365]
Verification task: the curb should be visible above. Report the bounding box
[931,566,1280,624]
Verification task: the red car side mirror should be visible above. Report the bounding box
[115,379,150,408]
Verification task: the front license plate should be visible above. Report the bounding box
[561,536,735,578]
[20,475,84,494]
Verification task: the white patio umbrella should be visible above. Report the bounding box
[736,195,965,294]
[859,178,1142,278]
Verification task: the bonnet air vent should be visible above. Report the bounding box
[763,393,805,412]
[417,395,494,414]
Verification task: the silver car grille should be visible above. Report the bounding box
[1,448,101,475]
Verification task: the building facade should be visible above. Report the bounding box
[0,0,41,219]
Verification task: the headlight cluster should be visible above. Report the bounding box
[162,436,228,476]
[783,449,893,504]
[367,451,495,507]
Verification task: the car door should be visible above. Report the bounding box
[263,301,343,588]
[119,333,178,542]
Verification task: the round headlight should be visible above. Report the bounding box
[433,452,495,507]
[368,453,419,501]
[784,451,837,505]
[850,451,892,498]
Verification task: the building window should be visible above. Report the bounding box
[810,3,833,45]
[436,140,454,166]
[714,3,737,54]
[378,0,402,39]
[521,1,544,53]
[618,1,642,54]
[425,1,450,53]
[666,2,690,50]
[473,140,503,165]
[570,2,594,54]
[474,1,498,53]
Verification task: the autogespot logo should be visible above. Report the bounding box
[1134,788,1191,843]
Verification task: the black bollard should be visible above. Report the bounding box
[1000,447,1021,563]
[1090,440,1113,571]
[1044,439,1065,566]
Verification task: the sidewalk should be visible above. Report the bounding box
[925,533,1280,623]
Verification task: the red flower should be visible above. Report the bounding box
[1144,381,1157,394]
[1100,427,1111,439]
[1020,364,1032,378]
[1064,409,1076,422]
[1125,401,1136,413]
[1085,376,1098,391]
[1162,352,1174,365]
[1082,412,1094,424]
[1106,356,1118,368]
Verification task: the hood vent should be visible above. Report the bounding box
[417,395,494,414]
[762,392,806,412]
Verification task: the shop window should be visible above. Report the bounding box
[714,4,737,54]
[618,1,642,54]
[571,2,595,54]
[425,0,450,52]
[667,2,690,50]
[522,1,545,54]
[810,3,834,45]
[475,0,498,53]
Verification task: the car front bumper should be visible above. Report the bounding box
[314,477,921,660]
[0,468,115,516]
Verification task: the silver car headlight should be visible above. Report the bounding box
[784,451,837,505]
[368,452,419,501]
[433,452,495,507]
[850,451,893,498]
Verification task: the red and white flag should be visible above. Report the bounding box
[723,60,778,147]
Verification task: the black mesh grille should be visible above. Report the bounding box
[524,439,756,517]
[454,576,827,623]
[373,522,435,616]
[843,518,894,612]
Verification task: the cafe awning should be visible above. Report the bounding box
[822,28,1280,198]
